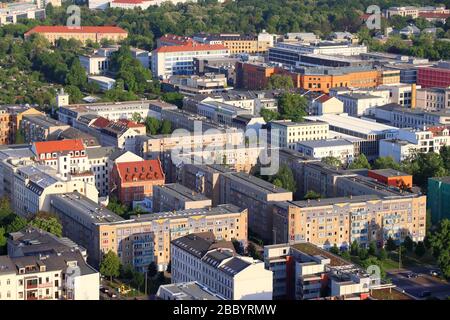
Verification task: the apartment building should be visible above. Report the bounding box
[156,34,196,47]
[272,194,426,248]
[337,93,386,116]
[3,106,43,144]
[12,164,98,218]
[264,242,371,300]
[151,43,230,79]
[304,113,399,160]
[268,42,368,67]
[192,31,275,54]
[171,233,273,300]
[85,146,117,197]
[20,115,70,143]
[49,192,248,270]
[270,120,329,150]
[0,107,10,145]
[98,118,146,150]
[380,126,450,162]
[416,87,450,111]
[110,159,165,205]
[58,99,176,125]
[427,176,450,224]
[152,183,212,212]
[307,94,344,115]
[197,100,253,126]
[157,281,226,300]
[296,139,354,165]
[24,26,128,44]
[0,2,45,26]
[373,104,450,129]
[368,169,413,189]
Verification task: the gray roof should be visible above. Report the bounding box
[158,281,224,300]
[297,139,353,149]
[202,249,234,267]
[225,171,291,194]
[85,146,118,159]
[218,257,251,276]
[155,183,210,202]
[171,232,215,258]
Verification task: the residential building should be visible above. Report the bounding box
[0,107,10,145]
[47,127,100,148]
[151,43,230,79]
[337,93,386,116]
[373,103,450,129]
[49,193,248,270]
[427,176,450,224]
[110,159,165,205]
[87,75,116,91]
[20,115,70,143]
[0,2,45,26]
[164,74,230,96]
[272,194,427,247]
[416,87,450,111]
[192,31,275,54]
[296,139,354,165]
[307,94,344,115]
[270,120,329,150]
[197,100,253,126]
[264,242,371,300]
[152,183,212,212]
[24,26,128,44]
[156,34,196,48]
[385,6,419,19]
[171,233,273,300]
[85,146,117,197]
[3,106,43,144]
[157,281,226,300]
[304,113,399,160]
[79,54,110,75]
[0,250,99,300]
[368,169,413,189]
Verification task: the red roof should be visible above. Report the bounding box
[116,160,165,183]
[158,34,196,46]
[25,26,128,36]
[112,0,147,3]
[117,118,145,128]
[316,94,333,103]
[154,43,228,53]
[34,139,85,155]
[91,117,111,128]
[418,12,450,19]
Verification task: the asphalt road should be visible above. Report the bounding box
[387,267,450,299]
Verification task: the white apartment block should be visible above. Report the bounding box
[270,120,329,150]
[79,55,110,75]
[0,247,98,300]
[296,139,354,165]
[0,2,45,26]
[171,233,273,300]
[380,127,450,162]
[151,43,230,79]
[338,93,386,116]
[86,146,117,197]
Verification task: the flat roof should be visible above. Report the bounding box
[292,242,352,267]
[429,176,450,183]
[297,139,353,148]
[155,183,210,202]
[159,282,224,300]
[305,113,398,136]
[369,168,410,178]
[226,171,291,194]
[271,120,328,127]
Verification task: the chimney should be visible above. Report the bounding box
[410,83,416,109]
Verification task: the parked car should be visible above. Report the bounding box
[108,291,117,298]
[100,287,109,294]
[429,270,441,277]
[406,272,418,278]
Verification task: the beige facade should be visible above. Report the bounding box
[271,120,329,150]
[152,183,212,212]
[50,193,248,271]
[272,195,427,248]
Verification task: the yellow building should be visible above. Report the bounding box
[24,26,128,44]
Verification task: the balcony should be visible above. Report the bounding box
[26,283,38,289]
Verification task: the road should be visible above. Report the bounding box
[387,267,450,299]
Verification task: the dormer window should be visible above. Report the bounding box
[19,268,25,274]
[81,151,85,156]
[75,151,79,156]
[69,152,73,157]
[52,153,57,158]
[40,154,45,160]
[46,153,51,159]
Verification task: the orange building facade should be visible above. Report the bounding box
[368,169,413,189]
[236,62,379,93]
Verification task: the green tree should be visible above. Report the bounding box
[144,117,161,135]
[385,236,397,251]
[329,244,340,255]
[131,271,145,291]
[278,93,307,122]
[100,250,121,281]
[368,241,377,256]
[147,262,158,278]
[260,108,279,122]
[341,250,351,261]
[267,74,294,90]
[0,227,6,255]
[304,190,321,200]
[269,164,296,193]
[378,248,388,260]
[403,236,414,252]
[64,85,83,104]
[131,112,142,123]
[350,240,359,256]
[160,120,172,135]
[359,247,369,260]
[348,154,371,170]
[66,59,87,89]
[6,216,28,233]
[29,216,62,237]
[429,219,450,278]
[321,156,342,168]
[440,145,450,172]
[161,92,184,108]
[107,197,129,217]
[247,243,262,260]
[415,241,426,257]
[373,156,400,170]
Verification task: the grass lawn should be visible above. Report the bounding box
[388,250,437,268]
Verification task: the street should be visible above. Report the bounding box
[387,267,450,299]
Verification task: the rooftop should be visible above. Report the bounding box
[154,43,228,54]
[33,139,85,156]
[155,183,210,202]
[369,168,410,178]
[225,171,291,194]
[297,139,353,149]
[292,242,352,267]
[115,159,164,182]
[25,26,128,36]
[158,282,224,300]
[304,113,398,136]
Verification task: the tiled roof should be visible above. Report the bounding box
[116,159,165,182]
[316,94,333,103]
[117,118,145,128]
[158,34,195,45]
[33,139,85,155]
[25,26,128,36]
[91,117,110,128]
[154,43,228,53]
